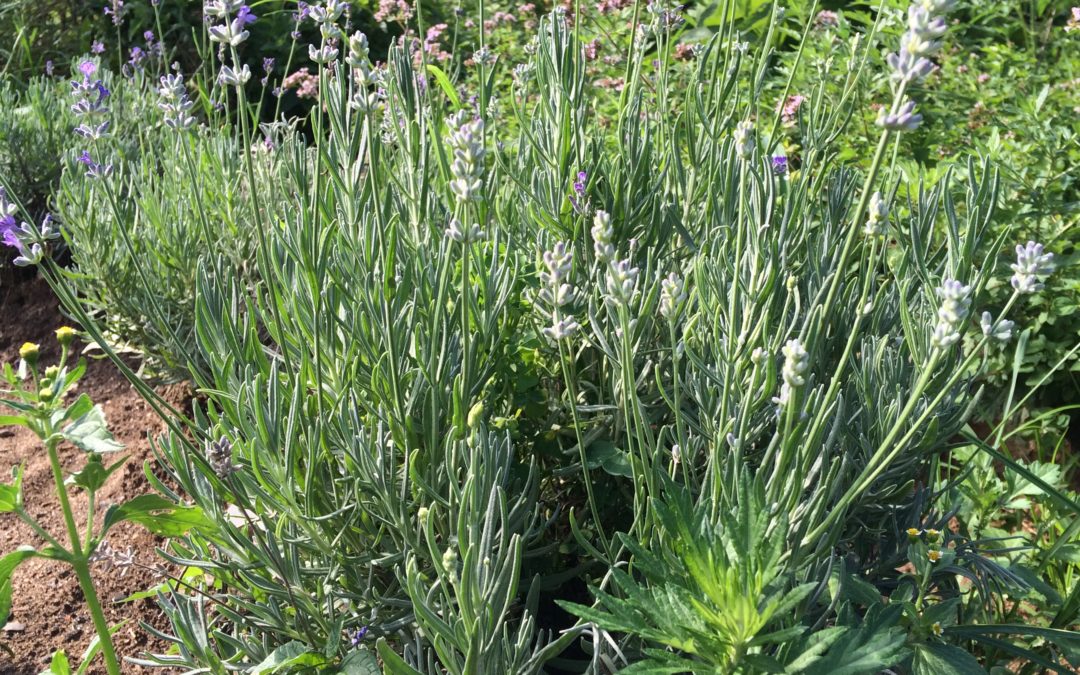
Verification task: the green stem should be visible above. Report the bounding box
[45,437,120,674]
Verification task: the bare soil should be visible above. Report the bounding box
[0,273,184,674]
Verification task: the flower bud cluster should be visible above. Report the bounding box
[774,338,809,407]
[157,73,196,130]
[206,435,241,477]
[539,242,580,340]
[207,0,255,46]
[659,272,687,320]
[734,120,754,159]
[5,215,61,267]
[1009,241,1054,294]
[930,279,971,349]
[980,312,1014,343]
[863,191,888,236]
[347,32,383,113]
[446,111,486,204]
[591,210,614,264]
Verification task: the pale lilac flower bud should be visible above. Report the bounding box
[445,218,484,243]
[877,98,923,132]
[347,31,370,66]
[218,64,251,86]
[774,338,809,406]
[605,258,640,305]
[543,315,580,340]
[930,279,971,350]
[1009,241,1054,294]
[659,272,687,319]
[980,311,1014,343]
[206,436,240,477]
[734,120,755,159]
[309,43,339,64]
[208,20,250,46]
[863,191,888,236]
[591,210,614,263]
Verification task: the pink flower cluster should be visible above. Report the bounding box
[424,23,451,62]
[596,0,632,13]
[777,94,805,126]
[282,67,319,98]
[1066,7,1080,31]
[814,10,839,28]
[374,0,413,24]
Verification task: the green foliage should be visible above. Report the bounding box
[3,0,1080,672]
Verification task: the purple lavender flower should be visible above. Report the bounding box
[129,46,145,67]
[45,61,55,76]
[237,4,257,24]
[2,228,19,250]
[78,60,97,77]
[771,155,788,176]
[573,171,587,195]
[876,99,922,132]
[144,30,155,43]
[350,626,369,647]
[263,57,275,73]
[91,40,105,54]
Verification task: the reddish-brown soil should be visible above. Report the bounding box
[0,273,184,674]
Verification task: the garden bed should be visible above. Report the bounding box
[0,274,182,673]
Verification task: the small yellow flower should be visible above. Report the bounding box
[928,550,942,563]
[19,342,40,363]
[931,622,943,637]
[55,326,77,346]
[906,527,921,539]
[925,528,941,542]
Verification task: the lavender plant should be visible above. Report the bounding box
[15,0,1080,672]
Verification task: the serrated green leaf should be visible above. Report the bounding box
[912,643,986,675]
[62,405,124,454]
[101,494,214,538]
[66,456,127,493]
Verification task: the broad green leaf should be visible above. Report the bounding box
[912,643,986,675]
[66,456,127,493]
[0,465,23,512]
[250,641,331,674]
[56,394,93,426]
[377,638,423,675]
[62,405,124,454]
[0,414,29,428]
[336,649,379,675]
[101,494,214,538]
[38,650,71,675]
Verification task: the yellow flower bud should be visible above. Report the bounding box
[38,386,55,402]
[55,326,77,346]
[19,342,40,364]
[44,365,60,379]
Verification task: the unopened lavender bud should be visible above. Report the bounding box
[774,339,809,407]
[445,218,484,243]
[309,43,339,64]
[206,436,240,477]
[218,64,251,86]
[980,311,1014,343]
[863,191,888,236]
[877,98,923,132]
[591,210,615,263]
[605,258,640,305]
[1009,241,1054,294]
[441,548,458,574]
[733,120,755,159]
[659,272,687,319]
